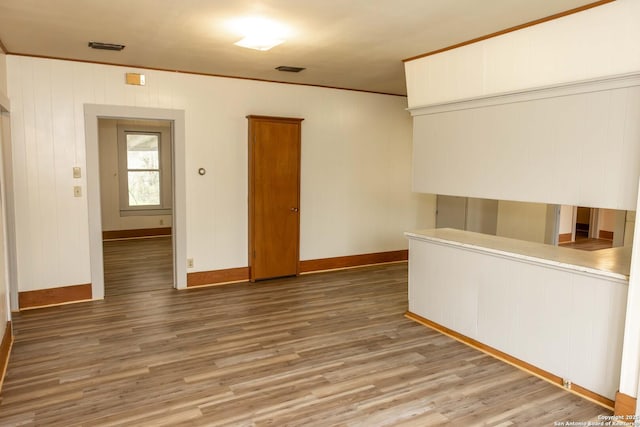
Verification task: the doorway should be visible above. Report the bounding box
[575,206,593,239]
[98,119,174,296]
[247,115,303,281]
[84,105,186,300]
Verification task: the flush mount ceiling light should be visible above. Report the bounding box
[228,17,290,51]
[88,41,125,51]
[235,36,284,51]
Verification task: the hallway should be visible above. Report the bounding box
[103,236,173,297]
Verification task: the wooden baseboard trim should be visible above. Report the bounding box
[405,311,615,410]
[299,250,408,273]
[0,321,13,392]
[600,230,614,240]
[19,283,93,310]
[186,250,409,288]
[187,267,250,288]
[558,233,572,243]
[615,392,637,417]
[102,227,172,240]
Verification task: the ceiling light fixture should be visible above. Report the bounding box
[235,36,283,51]
[228,17,290,51]
[88,41,125,51]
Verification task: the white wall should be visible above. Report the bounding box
[411,81,640,211]
[559,205,574,235]
[599,209,616,232]
[496,201,547,244]
[465,198,498,235]
[405,0,640,108]
[6,55,433,293]
[98,119,172,232]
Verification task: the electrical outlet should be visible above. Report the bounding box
[563,379,572,389]
[187,258,194,268]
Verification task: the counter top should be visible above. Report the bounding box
[405,228,631,281]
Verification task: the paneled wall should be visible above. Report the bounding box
[411,80,640,210]
[405,0,640,108]
[408,231,628,401]
[6,55,433,293]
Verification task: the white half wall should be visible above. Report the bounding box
[6,55,431,293]
[405,0,640,108]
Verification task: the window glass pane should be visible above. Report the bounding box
[127,134,159,169]
[128,171,160,206]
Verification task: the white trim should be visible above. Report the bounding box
[0,100,18,312]
[117,125,172,213]
[84,105,186,300]
[0,101,17,317]
[405,229,629,282]
[408,72,640,116]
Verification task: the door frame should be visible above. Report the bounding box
[0,93,18,311]
[84,105,186,299]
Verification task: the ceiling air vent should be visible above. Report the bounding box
[88,41,126,51]
[275,66,305,73]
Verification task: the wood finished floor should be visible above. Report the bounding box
[103,237,174,297]
[0,263,610,426]
[560,237,614,251]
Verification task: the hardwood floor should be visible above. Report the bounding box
[103,237,174,296]
[560,237,614,251]
[0,263,609,426]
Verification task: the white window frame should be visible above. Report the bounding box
[117,124,172,216]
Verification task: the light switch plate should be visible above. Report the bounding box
[73,186,82,197]
[73,167,81,178]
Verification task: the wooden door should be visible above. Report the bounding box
[248,115,303,281]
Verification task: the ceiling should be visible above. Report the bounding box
[0,0,607,96]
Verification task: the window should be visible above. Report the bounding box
[117,124,172,216]
[126,132,161,207]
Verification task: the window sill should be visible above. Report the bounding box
[120,208,172,217]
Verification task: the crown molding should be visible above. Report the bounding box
[409,72,640,116]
